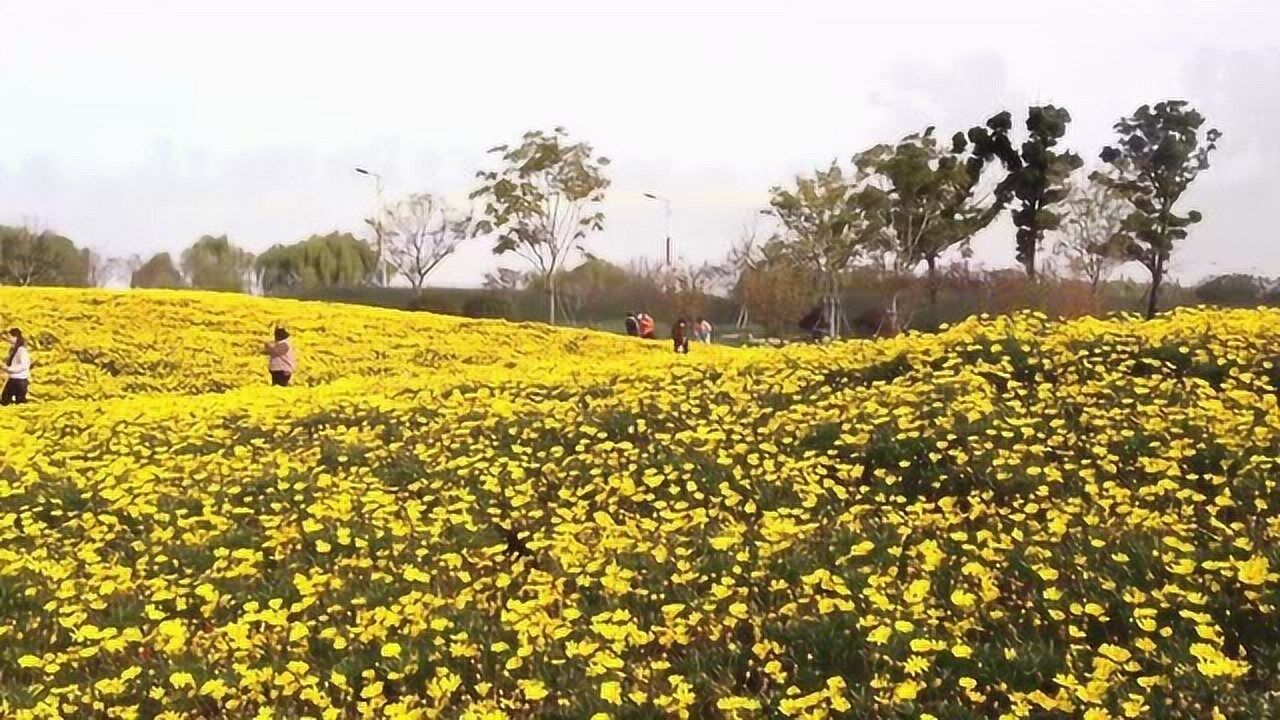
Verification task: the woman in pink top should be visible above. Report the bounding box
[264,326,296,386]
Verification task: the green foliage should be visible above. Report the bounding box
[255,232,376,293]
[1195,274,1273,307]
[978,106,1084,277]
[0,225,90,287]
[461,293,514,319]
[130,253,184,289]
[472,127,611,324]
[180,235,254,292]
[1092,100,1221,319]
[767,161,883,336]
[858,126,1003,304]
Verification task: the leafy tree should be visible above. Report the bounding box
[255,232,375,294]
[970,107,1083,278]
[382,193,472,293]
[1194,274,1269,307]
[767,161,882,338]
[1053,174,1129,293]
[555,256,632,323]
[859,126,1003,309]
[0,224,90,287]
[131,252,185,289]
[472,127,610,325]
[181,235,255,292]
[1092,100,1221,319]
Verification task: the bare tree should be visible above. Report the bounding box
[1054,174,1129,293]
[86,250,130,288]
[382,193,472,293]
[715,221,763,326]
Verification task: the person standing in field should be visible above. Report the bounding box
[672,318,690,354]
[2,328,30,405]
[696,316,713,344]
[264,327,296,387]
[624,311,640,337]
[638,312,656,340]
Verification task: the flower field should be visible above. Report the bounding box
[2,289,1280,719]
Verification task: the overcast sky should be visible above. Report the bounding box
[1,0,1277,285]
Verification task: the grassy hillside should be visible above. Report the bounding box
[2,291,1280,718]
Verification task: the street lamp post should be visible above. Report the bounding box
[355,167,386,285]
[643,192,672,266]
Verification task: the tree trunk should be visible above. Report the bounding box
[884,291,900,337]
[1145,256,1163,320]
[548,275,557,325]
[926,255,939,309]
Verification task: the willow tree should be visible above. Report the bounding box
[471,127,610,325]
[180,235,254,292]
[255,232,376,293]
[767,161,882,339]
[1092,101,1221,319]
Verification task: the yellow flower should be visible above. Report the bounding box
[600,681,622,704]
[519,679,550,701]
[893,679,923,702]
[1237,555,1269,585]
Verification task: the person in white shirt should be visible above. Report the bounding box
[2,327,30,405]
[695,317,713,344]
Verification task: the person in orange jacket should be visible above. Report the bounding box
[637,312,656,340]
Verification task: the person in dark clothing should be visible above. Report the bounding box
[2,328,30,405]
[672,318,690,354]
[624,312,640,337]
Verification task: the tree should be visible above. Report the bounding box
[482,267,530,293]
[472,127,610,325]
[654,259,720,321]
[86,251,132,288]
[555,255,632,323]
[715,219,784,328]
[859,126,1004,309]
[255,232,375,293]
[131,252,185,288]
[1092,101,1221,319]
[1195,274,1269,307]
[767,161,882,338]
[971,107,1083,278]
[181,235,255,292]
[734,249,818,338]
[1053,175,1129,293]
[0,223,90,287]
[383,193,472,293]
